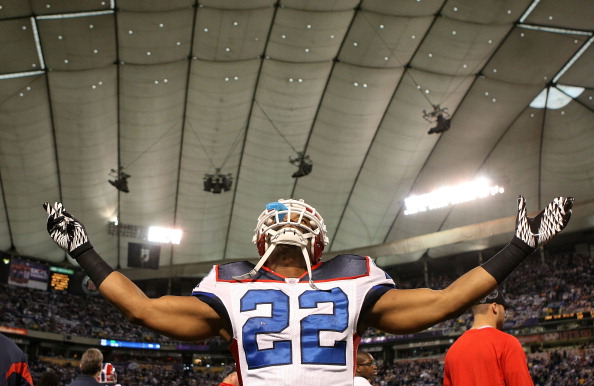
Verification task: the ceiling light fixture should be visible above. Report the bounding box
[108,166,130,193]
[203,168,233,194]
[148,226,182,244]
[404,178,505,215]
[423,105,451,134]
[289,152,313,178]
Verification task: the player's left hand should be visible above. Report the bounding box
[43,202,92,258]
[515,196,573,249]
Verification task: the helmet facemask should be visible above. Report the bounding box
[233,199,329,289]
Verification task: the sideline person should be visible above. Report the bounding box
[443,290,533,385]
[355,351,377,385]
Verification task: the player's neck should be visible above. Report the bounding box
[267,245,308,278]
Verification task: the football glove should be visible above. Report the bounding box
[43,202,93,258]
[515,195,573,249]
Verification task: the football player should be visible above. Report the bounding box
[43,196,572,385]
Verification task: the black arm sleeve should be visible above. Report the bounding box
[481,236,535,283]
[75,248,115,287]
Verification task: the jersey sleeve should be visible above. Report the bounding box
[191,266,233,332]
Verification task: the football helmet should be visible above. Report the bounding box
[233,199,329,289]
[99,362,117,383]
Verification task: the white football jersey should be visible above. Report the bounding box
[192,254,395,386]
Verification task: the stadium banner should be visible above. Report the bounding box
[8,258,49,290]
[127,242,161,269]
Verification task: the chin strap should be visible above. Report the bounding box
[233,228,320,290]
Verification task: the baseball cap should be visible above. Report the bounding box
[476,290,514,309]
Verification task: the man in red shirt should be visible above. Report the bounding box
[443,290,533,386]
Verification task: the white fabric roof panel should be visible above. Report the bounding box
[523,0,594,31]
[292,63,401,238]
[0,75,62,261]
[338,12,432,68]
[441,0,533,24]
[225,59,333,259]
[48,67,119,267]
[361,0,443,17]
[0,0,593,279]
[0,2,33,19]
[267,8,354,62]
[410,17,512,76]
[559,44,594,88]
[0,19,40,74]
[118,0,195,12]
[484,26,590,85]
[331,69,474,251]
[31,0,112,15]
[118,10,193,64]
[195,6,273,61]
[36,14,116,71]
[175,58,260,264]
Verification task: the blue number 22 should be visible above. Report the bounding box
[241,287,349,369]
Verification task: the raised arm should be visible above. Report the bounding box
[362,195,573,334]
[43,202,226,342]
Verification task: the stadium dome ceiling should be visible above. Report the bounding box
[1,0,594,280]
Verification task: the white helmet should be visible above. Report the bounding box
[233,199,329,289]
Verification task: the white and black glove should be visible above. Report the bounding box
[514,195,573,250]
[482,195,574,283]
[44,202,93,259]
[43,202,113,287]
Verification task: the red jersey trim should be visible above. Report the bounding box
[6,362,33,385]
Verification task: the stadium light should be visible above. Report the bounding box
[148,227,183,244]
[404,178,505,215]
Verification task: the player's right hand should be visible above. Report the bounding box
[514,195,573,249]
[43,202,93,258]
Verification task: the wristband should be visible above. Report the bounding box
[481,236,535,283]
[70,241,93,259]
[75,248,115,287]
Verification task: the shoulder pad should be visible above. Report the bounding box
[216,261,256,281]
[314,254,371,280]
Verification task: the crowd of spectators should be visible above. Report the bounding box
[1,246,593,385]
[26,345,594,385]
[365,250,594,339]
[0,281,225,347]
[28,358,226,385]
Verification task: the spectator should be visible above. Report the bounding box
[218,371,239,386]
[97,363,120,386]
[443,290,533,385]
[0,333,33,386]
[68,348,102,385]
[355,351,377,385]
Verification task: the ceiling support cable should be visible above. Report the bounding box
[222,0,280,260]
[113,5,123,269]
[287,5,366,199]
[330,7,445,250]
[382,15,523,244]
[537,89,550,209]
[33,15,65,260]
[168,1,201,268]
